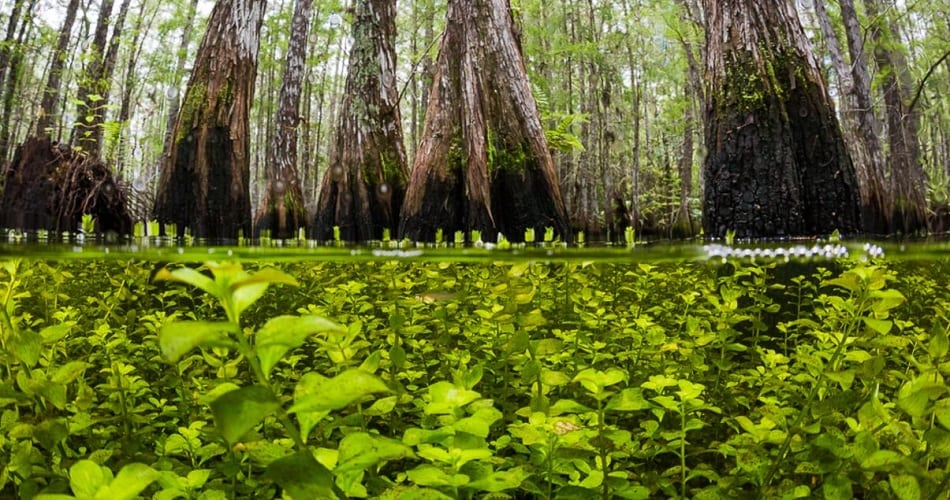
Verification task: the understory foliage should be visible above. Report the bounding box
[0,254,949,498]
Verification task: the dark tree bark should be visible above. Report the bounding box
[0,136,131,234]
[313,0,408,241]
[35,0,80,137]
[864,0,929,234]
[254,0,310,239]
[399,0,571,243]
[152,0,266,240]
[70,0,115,154]
[162,0,200,157]
[702,0,860,238]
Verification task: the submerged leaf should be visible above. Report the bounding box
[335,432,414,473]
[103,463,159,500]
[210,385,280,444]
[154,267,220,298]
[264,451,336,499]
[159,321,236,362]
[289,369,390,414]
[256,315,344,378]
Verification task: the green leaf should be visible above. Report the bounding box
[232,282,270,319]
[549,398,593,415]
[228,267,299,317]
[34,418,69,451]
[8,331,41,367]
[897,377,948,417]
[573,368,626,394]
[888,474,920,500]
[100,463,159,500]
[377,486,453,499]
[453,407,503,437]
[860,450,903,471]
[159,321,235,362]
[822,475,852,500]
[466,466,530,492]
[154,267,220,298]
[51,361,89,384]
[210,386,280,444]
[923,428,950,458]
[930,324,949,359]
[264,451,336,499]
[289,369,390,414]
[335,432,414,473]
[606,388,652,411]
[69,460,110,497]
[863,317,892,335]
[40,323,72,344]
[824,369,855,390]
[533,338,563,356]
[870,289,905,313]
[256,315,343,378]
[424,381,481,414]
[407,465,469,487]
[230,267,299,289]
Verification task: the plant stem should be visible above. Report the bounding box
[681,399,687,499]
[762,295,864,487]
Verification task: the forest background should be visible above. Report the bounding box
[0,0,946,240]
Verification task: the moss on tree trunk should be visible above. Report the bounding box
[312,0,407,242]
[398,0,571,243]
[702,0,860,238]
[152,0,264,240]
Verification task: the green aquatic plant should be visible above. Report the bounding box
[1,254,949,498]
[154,262,400,497]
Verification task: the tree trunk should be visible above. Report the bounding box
[864,0,929,234]
[0,0,27,102]
[70,0,114,155]
[399,0,571,243]
[835,0,891,233]
[702,0,861,238]
[35,0,80,137]
[0,1,34,164]
[91,0,132,162]
[254,0,310,239]
[152,0,266,240]
[312,0,407,242]
[113,0,152,177]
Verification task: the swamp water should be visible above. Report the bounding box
[0,240,948,499]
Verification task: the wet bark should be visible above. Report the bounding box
[254,0,310,239]
[312,0,407,242]
[0,136,131,233]
[702,0,860,238]
[399,0,571,243]
[152,0,265,240]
